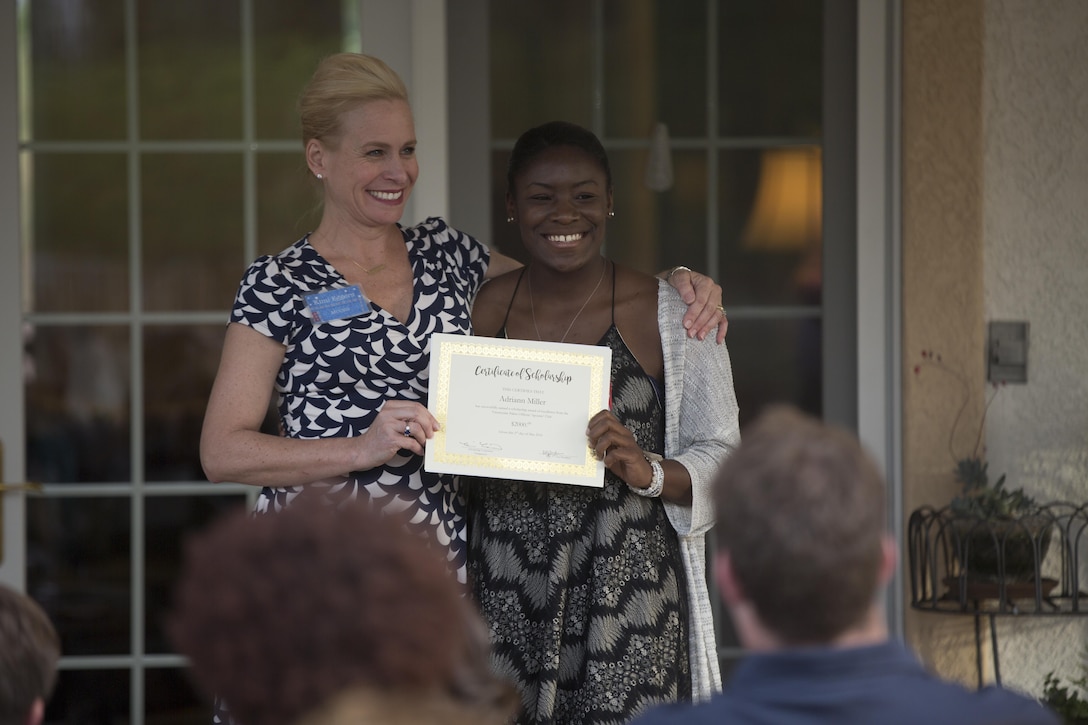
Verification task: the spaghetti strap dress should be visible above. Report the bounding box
[466,266,691,725]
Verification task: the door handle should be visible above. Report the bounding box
[0,440,43,565]
[0,482,43,493]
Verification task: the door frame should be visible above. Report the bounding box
[1,0,26,591]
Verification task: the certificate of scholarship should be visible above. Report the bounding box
[424,333,612,487]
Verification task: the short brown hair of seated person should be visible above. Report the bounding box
[713,405,887,644]
[0,583,61,725]
[293,685,516,725]
[168,499,516,725]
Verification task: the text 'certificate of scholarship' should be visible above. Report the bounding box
[424,332,612,487]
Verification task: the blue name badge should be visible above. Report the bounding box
[303,284,370,323]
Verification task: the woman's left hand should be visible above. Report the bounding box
[586,410,655,490]
[663,266,728,344]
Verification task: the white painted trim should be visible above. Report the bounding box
[857,0,903,638]
[410,0,448,224]
[359,1,412,84]
[446,0,490,240]
[0,1,26,590]
[359,0,449,226]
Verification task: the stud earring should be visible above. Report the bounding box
[607,210,615,218]
[506,216,515,223]
[316,173,323,180]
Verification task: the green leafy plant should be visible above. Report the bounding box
[1042,668,1088,724]
[950,456,1037,519]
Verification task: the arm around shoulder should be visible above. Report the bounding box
[483,248,524,280]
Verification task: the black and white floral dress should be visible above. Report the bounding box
[229,217,488,582]
[466,270,691,725]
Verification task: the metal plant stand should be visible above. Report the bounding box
[908,502,1088,688]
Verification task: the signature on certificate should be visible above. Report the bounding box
[461,441,502,455]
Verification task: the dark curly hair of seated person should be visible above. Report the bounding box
[168,498,515,725]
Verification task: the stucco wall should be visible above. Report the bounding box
[981,0,1088,696]
[903,0,1088,698]
[901,0,989,687]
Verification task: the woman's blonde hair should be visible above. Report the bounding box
[297,52,409,146]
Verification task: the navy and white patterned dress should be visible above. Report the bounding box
[229,217,489,582]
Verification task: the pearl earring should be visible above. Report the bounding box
[316,173,323,180]
[608,210,615,218]
[506,216,515,223]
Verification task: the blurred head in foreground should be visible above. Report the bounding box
[169,499,517,725]
[713,405,894,649]
[0,583,60,725]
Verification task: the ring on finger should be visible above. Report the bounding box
[716,305,727,316]
[403,422,412,437]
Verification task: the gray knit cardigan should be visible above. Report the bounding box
[656,280,741,701]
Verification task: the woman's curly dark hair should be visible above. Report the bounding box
[168,499,489,725]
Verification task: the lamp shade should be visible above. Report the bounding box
[741,146,822,251]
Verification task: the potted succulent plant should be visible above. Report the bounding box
[947,455,1049,582]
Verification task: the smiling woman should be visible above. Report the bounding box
[465,121,741,724]
[198,51,511,725]
[199,54,499,590]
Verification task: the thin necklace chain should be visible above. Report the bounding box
[528,261,608,343]
[309,230,388,275]
[348,257,386,275]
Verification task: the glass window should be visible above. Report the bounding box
[607,148,708,273]
[44,669,130,723]
[143,325,226,482]
[253,0,346,140]
[141,153,244,312]
[257,152,323,254]
[717,0,823,137]
[490,0,827,675]
[137,0,243,140]
[490,0,824,419]
[727,317,823,421]
[146,667,208,724]
[28,497,132,655]
[18,2,346,721]
[489,1,595,136]
[29,154,129,313]
[145,494,248,653]
[604,0,708,138]
[25,0,127,142]
[25,326,131,484]
[719,147,823,308]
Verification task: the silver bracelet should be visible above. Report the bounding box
[666,265,691,282]
[630,458,664,498]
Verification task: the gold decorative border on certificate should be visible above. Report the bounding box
[429,338,607,479]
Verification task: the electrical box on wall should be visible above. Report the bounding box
[988,321,1029,383]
